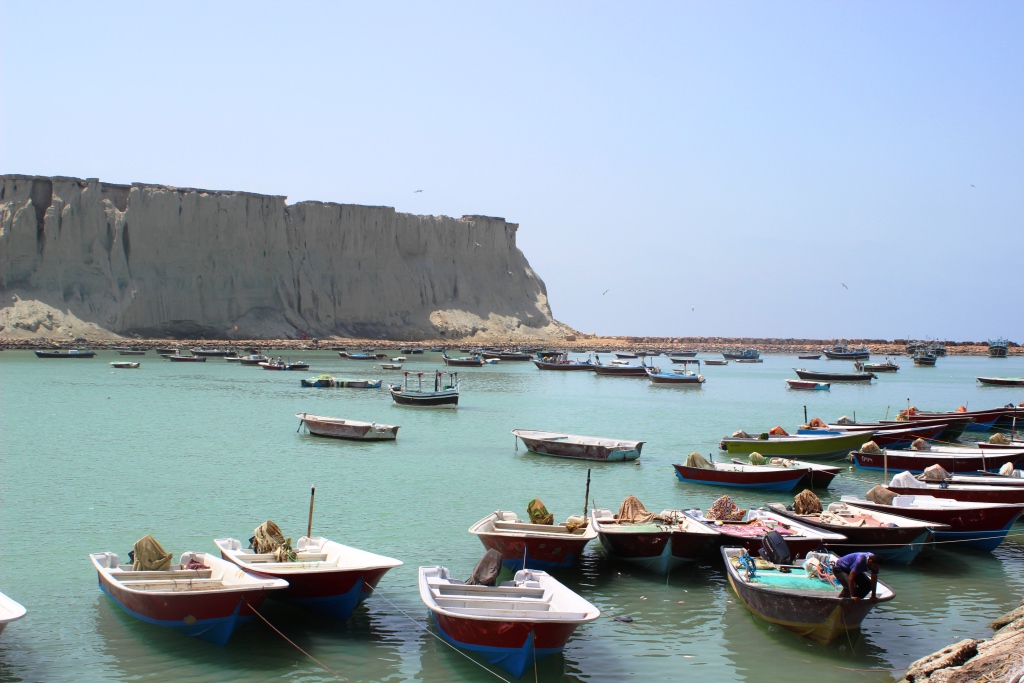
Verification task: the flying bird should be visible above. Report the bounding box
[841,283,848,290]
[602,289,609,295]
[414,189,424,193]
[970,184,975,188]
[692,305,695,311]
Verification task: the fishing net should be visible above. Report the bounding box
[891,471,926,488]
[132,534,173,571]
[252,520,296,562]
[731,430,751,438]
[749,452,767,465]
[769,426,789,436]
[990,433,1012,445]
[861,441,882,454]
[922,464,950,481]
[836,415,855,425]
[685,452,714,469]
[866,485,897,505]
[793,490,822,515]
[527,499,554,525]
[705,495,746,521]
[909,438,931,451]
[616,495,656,524]
[770,458,796,467]
[564,515,588,532]
[806,417,828,429]
[1000,462,1015,476]
[955,406,967,413]
[896,407,919,422]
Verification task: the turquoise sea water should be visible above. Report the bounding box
[1,350,1022,682]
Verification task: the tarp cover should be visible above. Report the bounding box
[891,471,927,488]
[705,495,746,521]
[685,452,714,469]
[466,549,504,586]
[617,495,656,524]
[866,485,897,505]
[132,534,173,571]
[793,489,822,515]
[922,464,950,481]
[527,499,554,525]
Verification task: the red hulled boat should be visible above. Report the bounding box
[851,447,1023,474]
[590,506,720,575]
[468,510,596,570]
[683,507,847,558]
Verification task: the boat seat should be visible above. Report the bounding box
[117,579,226,591]
[235,552,329,563]
[492,521,574,534]
[434,598,553,611]
[112,569,213,580]
[433,584,546,599]
[444,607,587,620]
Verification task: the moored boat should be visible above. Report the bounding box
[532,352,595,370]
[512,429,644,462]
[730,458,841,489]
[89,546,287,645]
[988,338,1009,358]
[237,354,269,366]
[850,446,1023,474]
[723,348,760,360]
[299,376,382,388]
[167,353,206,362]
[673,455,809,492]
[0,591,26,637]
[884,471,1024,504]
[389,371,459,407]
[797,354,822,360]
[380,363,403,370]
[977,377,1024,386]
[418,561,599,678]
[469,510,597,570]
[296,413,399,441]
[647,363,705,385]
[117,350,147,356]
[703,359,729,366]
[191,348,237,357]
[259,359,309,371]
[719,431,873,460]
[110,361,140,369]
[798,423,947,449]
[590,501,720,575]
[916,406,1016,432]
[339,352,377,360]
[684,507,847,558]
[855,358,899,372]
[214,535,402,619]
[793,368,874,382]
[592,358,650,376]
[442,352,484,367]
[786,379,829,390]
[721,547,894,644]
[822,342,870,360]
[670,350,699,359]
[34,349,96,359]
[912,352,937,366]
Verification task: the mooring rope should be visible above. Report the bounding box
[242,598,349,681]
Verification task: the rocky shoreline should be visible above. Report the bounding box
[898,598,1024,682]
[0,334,1018,356]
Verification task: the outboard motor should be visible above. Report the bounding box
[466,549,504,586]
[759,530,792,566]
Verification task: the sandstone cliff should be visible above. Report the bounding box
[0,175,564,340]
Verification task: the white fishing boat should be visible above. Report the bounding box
[110,361,141,369]
[296,413,399,441]
[512,429,644,462]
[469,510,598,570]
[0,591,26,636]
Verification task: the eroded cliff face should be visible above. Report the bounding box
[0,175,562,339]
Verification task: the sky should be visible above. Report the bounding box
[2,2,1021,341]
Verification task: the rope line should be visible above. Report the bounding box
[821,528,1024,549]
[242,598,349,681]
[368,586,513,683]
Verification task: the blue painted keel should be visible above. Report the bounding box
[100,584,249,646]
[279,576,368,620]
[432,616,562,678]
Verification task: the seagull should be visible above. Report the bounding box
[970,184,975,188]
[841,283,848,290]
[602,289,609,295]
[692,305,695,311]
[414,189,424,193]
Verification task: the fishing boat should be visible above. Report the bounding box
[110,361,140,369]
[532,352,595,370]
[391,356,408,362]
[765,502,941,564]
[299,376,381,388]
[389,371,459,407]
[215,535,402,619]
[237,354,269,366]
[498,351,533,361]
[912,352,937,366]
[786,379,829,391]
[512,429,644,462]
[191,348,237,357]
[411,348,425,354]
[822,342,870,360]
[977,377,1024,387]
[0,591,26,637]
[719,431,874,460]
[380,363,403,370]
[88,549,287,645]
[793,368,874,382]
[590,506,720,575]
[721,547,894,644]
[34,349,96,359]
[259,359,309,371]
[592,358,649,376]
[615,352,638,359]
[418,562,599,678]
[468,511,597,570]
[723,348,760,360]
[167,353,206,362]
[442,352,484,367]
[876,415,975,442]
[797,423,948,449]
[850,446,1023,474]
[797,354,822,360]
[296,413,399,440]
[670,350,699,359]
[917,406,1016,432]
[988,338,1009,358]
[684,508,847,557]
[855,358,899,372]
[117,350,147,356]
[703,359,729,366]
[647,362,705,385]
[735,358,764,363]
[673,461,809,492]
[730,459,841,489]
[884,472,1024,504]
[841,495,1024,552]
[339,352,377,360]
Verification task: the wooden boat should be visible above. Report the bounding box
[110,361,140,369]
[735,358,764,363]
[798,423,947,449]
[647,364,705,385]
[797,354,822,360]
[670,350,699,358]
[703,359,729,366]
[167,353,206,362]
[154,347,177,355]
[532,352,595,370]
[215,535,402,619]
[300,376,381,388]
[34,349,96,359]
[296,413,398,440]
[512,429,643,462]
[723,348,760,360]
[917,406,1015,432]
[841,495,1024,551]
[89,550,286,645]
[884,473,1024,504]
[765,503,942,564]
[468,511,597,570]
[876,415,974,442]
[442,352,484,367]
[380,363,403,370]
[673,462,809,492]
[850,446,1023,474]
[822,343,870,360]
[615,352,638,359]
[118,350,147,356]
[411,348,425,354]
[684,508,847,557]
[721,547,893,644]
[0,591,26,637]
[793,368,874,382]
[259,360,309,371]
[498,351,533,361]
[719,431,873,460]
[418,564,599,678]
[855,359,899,372]
[731,459,841,489]
[238,354,269,366]
[339,352,377,360]
[191,348,237,357]
[389,371,459,407]
[988,338,1009,358]
[593,360,649,376]
[590,507,720,575]
[786,379,829,391]
[912,352,937,366]
[977,376,1024,386]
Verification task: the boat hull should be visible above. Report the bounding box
[673,464,806,492]
[596,528,717,575]
[388,387,459,407]
[842,500,1024,551]
[886,485,1024,505]
[794,369,874,382]
[474,532,592,571]
[720,432,872,460]
[977,377,1024,386]
[517,436,642,462]
[852,449,1021,474]
[34,350,96,358]
[593,366,649,376]
[300,417,398,441]
[532,360,594,370]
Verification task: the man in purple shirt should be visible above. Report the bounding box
[833,552,881,601]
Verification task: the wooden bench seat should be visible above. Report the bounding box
[432,584,546,599]
[112,569,213,581]
[445,607,587,619]
[491,521,576,534]
[117,579,227,592]
[234,552,329,563]
[434,598,552,611]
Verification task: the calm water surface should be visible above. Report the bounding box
[1,350,1022,682]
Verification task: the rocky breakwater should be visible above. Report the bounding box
[0,174,566,340]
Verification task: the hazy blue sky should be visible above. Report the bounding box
[2,2,1021,341]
